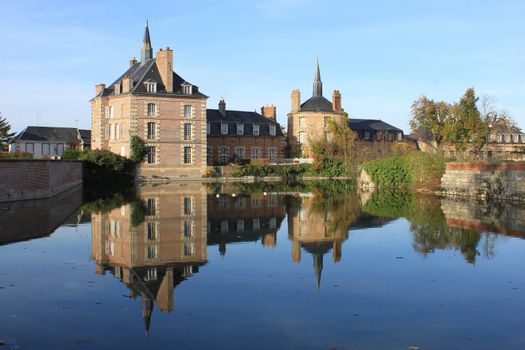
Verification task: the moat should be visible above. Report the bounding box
[0,182,524,349]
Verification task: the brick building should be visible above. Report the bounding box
[206,100,285,165]
[287,60,405,158]
[90,22,208,179]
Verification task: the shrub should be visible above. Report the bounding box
[130,136,147,163]
[61,148,85,160]
[0,151,32,159]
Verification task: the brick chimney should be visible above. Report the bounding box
[95,83,106,96]
[261,104,277,121]
[156,47,173,93]
[219,99,226,117]
[129,57,138,67]
[332,90,342,112]
[291,89,301,113]
[122,76,133,93]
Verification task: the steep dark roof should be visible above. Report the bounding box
[300,96,333,112]
[96,59,207,99]
[79,129,91,144]
[349,119,403,132]
[206,109,284,137]
[14,126,82,144]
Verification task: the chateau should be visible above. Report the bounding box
[90,22,208,178]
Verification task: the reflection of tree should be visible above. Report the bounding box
[362,190,484,263]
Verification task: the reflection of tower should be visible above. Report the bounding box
[287,195,350,292]
[91,182,207,335]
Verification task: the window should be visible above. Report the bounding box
[206,123,210,135]
[253,124,260,136]
[253,218,260,231]
[182,84,193,95]
[268,194,277,207]
[25,143,34,154]
[219,196,229,209]
[364,131,370,140]
[221,122,229,135]
[235,197,246,209]
[183,146,192,164]
[513,134,519,143]
[145,268,157,282]
[269,125,276,136]
[57,144,64,156]
[251,197,261,208]
[397,132,402,141]
[183,242,194,256]
[183,197,192,215]
[105,125,110,140]
[183,220,192,237]
[269,217,276,229]
[105,106,110,118]
[376,131,382,141]
[147,146,156,164]
[299,132,306,143]
[147,103,156,116]
[184,105,192,118]
[147,222,157,240]
[147,122,156,139]
[219,147,229,164]
[251,147,261,159]
[184,123,192,140]
[268,148,277,163]
[235,147,245,159]
[146,198,157,216]
[237,220,244,232]
[237,123,244,135]
[145,81,157,93]
[147,244,158,259]
[114,123,120,140]
[299,117,306,128]
[114,84,121,95]
[42,143,50,155]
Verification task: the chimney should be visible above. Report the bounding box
[95,83,106,96]
[332,90,342,112]
[156,47,173,93]
[122,76,133,93]
[129,57,138,67]
[291,89,301,113]
[261,104,277,121]
[218,99,226,117]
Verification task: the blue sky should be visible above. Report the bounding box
[1,0,524,134]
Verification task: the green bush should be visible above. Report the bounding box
[363,152,445,189]
[0,151,32,159]
[61,148,86,160]
[130,136,147,163]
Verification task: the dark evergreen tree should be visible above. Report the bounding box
[0,113,15,151]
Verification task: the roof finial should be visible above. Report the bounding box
[313,57,323,97]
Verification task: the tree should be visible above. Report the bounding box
[130,135,147,163]
[480,94,520,136]
[0,113,16,151]
[409,96,448,147]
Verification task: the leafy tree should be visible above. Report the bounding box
[409,96,448,147]
[130,135,147,163]
[0,113,16,151]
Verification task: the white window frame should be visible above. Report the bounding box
[184,105,192,118]
[183,123,192,141]
[145,82,157,93]
[183,146,192,164]
[147,146,156,164]
[269,125,276,136]
[253,124,260,136]
[221,122,228,135]
[251,147,261,159]
[147,103,156,117]
[147,122,156,140]
[237,123,244,135]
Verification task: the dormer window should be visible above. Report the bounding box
[114,83,121,95]
[237,123,244,135]
[253,124,260,136]
[269,125,276,136]
[145,81,157,93]
[221,122,228,135]
[182,83,193,95]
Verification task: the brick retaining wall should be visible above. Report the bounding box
[0,160,82,202]
[440,162,525,202]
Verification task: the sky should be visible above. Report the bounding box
[1,0,524,134]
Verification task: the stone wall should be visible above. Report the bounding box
[0,160,82,202]
[440,162,525,202]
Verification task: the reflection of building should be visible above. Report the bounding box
[91,183,207,334]
[207,193,286,255]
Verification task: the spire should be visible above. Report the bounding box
[313,252,323,294]
[312,57,323,97]
[141,20,153,63]
[141,296,153,337]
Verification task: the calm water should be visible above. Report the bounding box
[0,182,524,349]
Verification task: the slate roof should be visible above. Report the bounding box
[349,119,403,132]
[300,96,334,112]
[96,59,207,99]
[13,126,83,144]
[206,109,284,137]
[79,129,91,145]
